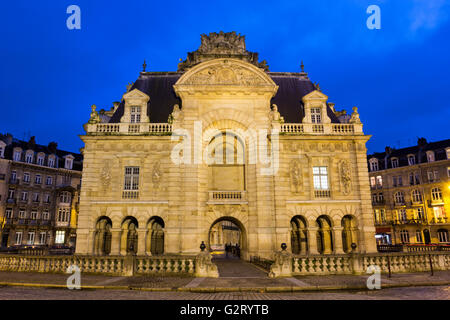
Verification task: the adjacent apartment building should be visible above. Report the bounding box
[368,138,450,246]
[0,134,83,250]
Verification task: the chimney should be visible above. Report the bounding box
[48,142,58,154]
[4,133,13,145]
[28,136,36,150]
[417,137,428,148]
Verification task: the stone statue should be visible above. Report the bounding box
[88,105,100,124]
[350,106,361,124]
[269,104,284,123]
[168,104,183,124]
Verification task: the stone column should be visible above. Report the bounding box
[333,227,345,254]
[323,229,332,254]
[307,227,319,254]
[120,230,127,256]
[110,229,121,256]
[137,229,147,256]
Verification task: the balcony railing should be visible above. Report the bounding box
[314,190,331,198]
[86,123,172,135]
[122,190,139,200]
[281,123,362,135]
[430,217,448,224]
[208,191,246,202]
[372,200,385,206]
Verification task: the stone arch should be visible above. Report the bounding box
[207,216,247,259]
[147,216,165,255]
[341,215,358,253]
[290,215,308,255]
[316,215,334,254]
[93,216,112,255]
[120,216,139,255]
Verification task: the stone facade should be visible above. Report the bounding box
[368,138,450,246]
[76,32,377,260]
[0,134,82,250]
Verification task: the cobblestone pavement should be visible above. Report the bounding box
[0,285,448,300]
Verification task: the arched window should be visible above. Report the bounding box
[94,217,112,255]
[431,188,442,201]
[207,132,245,192]
[411,190,422,203]
[394,192,405,205]
[400,230,410,243]
[438,229,449,243]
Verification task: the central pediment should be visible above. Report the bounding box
[174,59,277,91]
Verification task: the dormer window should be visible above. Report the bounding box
[426,151,435,162]
[310,108,322,124]
[48,156,55,168]
[64,155,74,170]
[407,155,415,166]
[391,158,399,168]
[25,151,33,164]
[130,106,141,123]
[369,158,379,171]
[446,147,450,160]
[13,149,21,161]
[0,141,5,158]
[37,154,45,166]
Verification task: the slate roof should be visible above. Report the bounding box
[0,135,83,171]
[367,139,450,169]
[108,71,340,124]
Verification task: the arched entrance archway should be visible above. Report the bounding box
[208,216,246,259]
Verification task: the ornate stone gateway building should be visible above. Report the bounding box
[76,32,377,259]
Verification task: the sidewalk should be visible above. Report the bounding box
[0,270,449,293]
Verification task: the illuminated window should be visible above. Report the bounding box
[42,211,49,220]
[415,230,423,243]
[59,191,71,203]
[400,230,409,243]
[431,188,442,201]
[27,232,35,245]
[15,232,23,245]
[57,207,70,222]
[398,209,407,222]
[433,206,446,220]
[394,192,405,205]
[313,167,328,190]
[39,232,47,245]
[55,231,65,244]
[416,207,424,220]
[370,177,376,187]
[411,190,422,203]
[376,176,382,187]
[19,210,26,219]
[30,211,38,220]
[124,167,140,190]
[438,229,449,243]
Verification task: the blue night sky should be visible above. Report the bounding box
[1,0,449,154]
